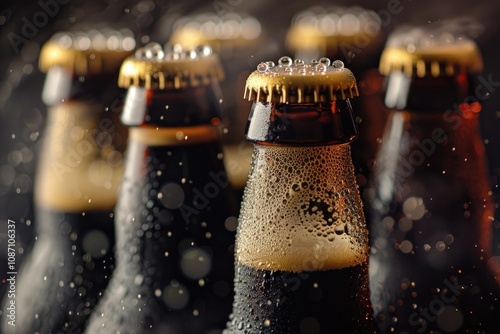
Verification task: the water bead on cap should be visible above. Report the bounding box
[319,57,331,66]
[118,42,223,90]
[256,62,269,73]
[244,57,357,103]
[133,43,214,61]
[278,56,293,66]
[332,60,345,69]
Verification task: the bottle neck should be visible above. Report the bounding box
[384,71,471,111]
[237,143,368,272]
[245,100,358,146]
[121,85,222,128]
[42,66,124,106]
[35,101,125,212]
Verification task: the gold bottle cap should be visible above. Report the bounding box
[286,6,382,57]
[168,12,262,53]
[118,43,224,90]
[245,57,358,103]
[39,29,136,75]
[379,26,483,77]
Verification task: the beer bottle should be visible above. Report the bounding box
[0,29,135,333]
[369,26,500,333]
[167,11,267,194]
[84,43,238,333]
[224,57,378,333]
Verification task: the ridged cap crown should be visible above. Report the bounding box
[245,57,359,103]
[39,29,136,75]
[118,43,224,90]
[379,25,483,77]
[286,5,382,53]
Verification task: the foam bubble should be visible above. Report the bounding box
[236,144,369,272]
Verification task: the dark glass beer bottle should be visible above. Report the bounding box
[0,29,135,333]
[369,27,500,333]
[84,43,238,333]
[224,57,378,333]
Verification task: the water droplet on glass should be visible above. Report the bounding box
[266,61,275,68]
[332,60,344,70]
[278,56,293,66]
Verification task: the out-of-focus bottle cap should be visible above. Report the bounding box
[379,26,483,77]
[245,57,358,103]
[285,5,382,58]
[39,29,136,75]
[118,43,224,90]
[168,12,262,54]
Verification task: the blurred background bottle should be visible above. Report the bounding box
[164,10,273,196]
[85,43,238,333]
[0,28,135,333]
[285,5,388,200]
[369,25,500,333]
[224,57,377,333]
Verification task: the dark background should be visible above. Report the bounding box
[0,0,499,315]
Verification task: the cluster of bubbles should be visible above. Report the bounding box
[134,42,213,61]
[50,28,136,51]
[172,12,261,41]
[386,24,476,52]
[256,56,345,75]
[237,145,368,272]
[291,5,382,37]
